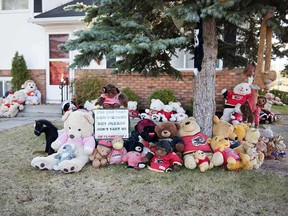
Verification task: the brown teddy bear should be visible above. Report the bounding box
[193,150,213,172]
[95,84,128,108]
[89,140,112,168]
[154,122,184,158]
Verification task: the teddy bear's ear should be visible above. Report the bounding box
[84,112,94,125]
[102,87,107,93]
[207,138,212,143]
[62,110,72,121]
[116,88,120,94]
[174,122,181,130]
[213,115,220,124]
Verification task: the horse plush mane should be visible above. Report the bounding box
[34,119,59,155]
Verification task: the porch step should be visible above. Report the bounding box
[19,104,62,118]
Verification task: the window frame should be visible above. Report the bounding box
[0,0,30,13]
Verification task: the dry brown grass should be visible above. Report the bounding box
[0,121,288,216]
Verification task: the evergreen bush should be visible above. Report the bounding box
[149,88,177,105]
[122,87,139,102]
[11,51,30,92]
[73,73,105,105]
[269,89,288,104]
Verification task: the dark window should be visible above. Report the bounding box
[34,0,42,13]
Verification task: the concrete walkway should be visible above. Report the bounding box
[0,104,62,132]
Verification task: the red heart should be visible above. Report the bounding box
[149,132,155,137]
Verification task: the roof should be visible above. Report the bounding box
[34,0,92,19]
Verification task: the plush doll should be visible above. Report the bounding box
[168,101,182,112]
[144,99,165,120]
[273,134,287,158]
[22,80,41,105]
[128,101,139,119]
[233,123,249,142]
[220,82,251,122]
[95,84,128,108]
[108,136,127,164]
[233,128,261,155]
[160,104,174,121]
[0,90,26,118]
[124,119,158,152]
[143,140,182,173]
[31,110,96,173]
[193,150,213,172]
[266,140,277,160]
[122,141,146,169]
[212,115,240,149]
[256,70,277,91]
[154,121,184,157]
[89,140,112,168]
[178,117,212,170]
[53,144,76,170]
[208,136,252,171]
[230,104,243,125]
[245,147,264,170]
[170,107,188,122]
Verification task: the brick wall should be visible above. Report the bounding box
[75,68,247,112]
[2,68,247,111]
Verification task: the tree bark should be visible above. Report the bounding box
[193,16,217,137]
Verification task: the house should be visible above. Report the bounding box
[0,0,248,111]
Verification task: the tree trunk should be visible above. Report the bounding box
[193,16,217,137]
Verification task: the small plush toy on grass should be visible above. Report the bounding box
[90,140,112,168]
[108,136,127,164]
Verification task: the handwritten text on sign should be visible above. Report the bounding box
[94,109,130,139]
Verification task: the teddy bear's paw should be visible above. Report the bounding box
[227,157,237,164]
[183,155,197,170]
[58,160,81,173]
[31,157,53,170]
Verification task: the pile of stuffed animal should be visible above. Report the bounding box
[0,79,41,118]
[30,109,286,174]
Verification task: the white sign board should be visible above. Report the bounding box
[94,109,130,139]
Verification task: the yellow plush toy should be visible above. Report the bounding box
[193,150,213,172]
[234,128,261,154]
[208,136,252,171]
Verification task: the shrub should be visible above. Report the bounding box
[149,88,177,105]
[269,89,288,104]
[73,73,105,105]
[187,99,193,116]
[11,51,30,92]
[122,87,140,102]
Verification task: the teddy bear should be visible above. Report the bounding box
[53,143,76,170]
[193,150,213,172]
[144,99,165,120]
[108,136,127,164]
[31,110,96,173]
[124,119,158,153]
[0,90,26,118]
[233,128,261,154]
[122,141,146,169]
[170,107,188,122]
[245,146,265,170]
[233,123,249,142]
[168,101,182,112]
[154,121,184,157]
[160,104,174,121]
[128,101,139,119]
[272,134,287,158]
[220,82,252,122]
[255,70,277,91]
[178,117,212,170]
[95,84,128,108]
[208,136,252,171]
[212,115,240,149]
[229,104,243,125]
[142,140,182,172]
[22,80,41,105]
[89,140,112,168]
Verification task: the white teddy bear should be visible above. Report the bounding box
[22,80,41,105]
[31,110,96,173]
[128,101,139,119]
[170,107,188,122]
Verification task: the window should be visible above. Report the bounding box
[34,0,42,13]
[49,34,69,85]
[0,78,12,97]
[1,0,28,10]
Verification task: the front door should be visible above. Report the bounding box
[46,33,71,103]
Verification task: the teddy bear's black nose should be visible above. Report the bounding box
[185,122,190,125]
[69,134,75,139]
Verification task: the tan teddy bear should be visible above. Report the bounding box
[0,90,26,118]
[22,80,41,105]
[89,140,112,168]
[246,147,265,170]
[193,150,213,172]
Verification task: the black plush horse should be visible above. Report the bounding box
[34,119,58,155]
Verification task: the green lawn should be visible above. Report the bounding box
[271,105,288,115]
